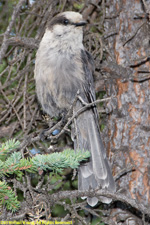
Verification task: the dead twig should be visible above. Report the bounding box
[44,96,111,140]
[0,0,26,63]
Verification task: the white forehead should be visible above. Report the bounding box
[60,11,83,22]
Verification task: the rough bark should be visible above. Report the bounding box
[104,0,150,224]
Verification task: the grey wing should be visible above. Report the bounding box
[76,49,116,206]
[81,49,100,129]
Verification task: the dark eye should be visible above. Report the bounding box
[63,19,69,25]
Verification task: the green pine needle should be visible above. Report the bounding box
[0,139,20,161]
[32,149,90,172]
[0,181,20,212]
[0,139,91,212]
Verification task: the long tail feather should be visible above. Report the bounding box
[72,106,116,206]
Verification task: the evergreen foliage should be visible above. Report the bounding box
[0,181,20,212]
[0,139,90,212]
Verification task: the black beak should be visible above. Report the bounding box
[74,21,87,27]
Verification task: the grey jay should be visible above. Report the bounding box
[34,11,116,206]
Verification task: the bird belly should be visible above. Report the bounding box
[35,47,84,118]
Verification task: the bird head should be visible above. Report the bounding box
[42,11,87,48]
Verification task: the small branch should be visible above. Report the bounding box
[7,37,39,49]
[0,0,26,63]
[50,189,150,217]
[8,210,29,220]
[19,96,112,149]
[0,87,24,129]
[82,0,100,19]
[45,97,111,140]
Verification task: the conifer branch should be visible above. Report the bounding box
[0,139,90,212]
[0,181,20,212]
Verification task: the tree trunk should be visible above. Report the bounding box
[104,0,150,224]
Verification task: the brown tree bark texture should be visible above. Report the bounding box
[105,0,150,224]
